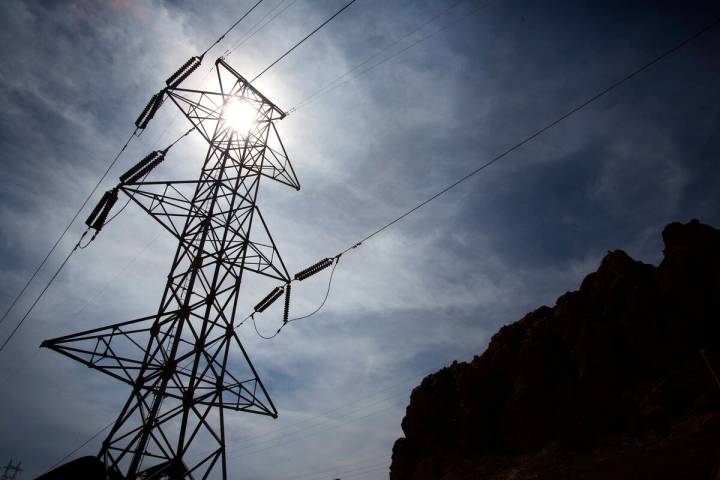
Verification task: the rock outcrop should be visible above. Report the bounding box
[35,456,123,480]
[391,220,720,480]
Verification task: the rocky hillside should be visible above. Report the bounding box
[391,220,720,480]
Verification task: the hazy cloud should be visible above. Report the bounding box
[1,0,719,478]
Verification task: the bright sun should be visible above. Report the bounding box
[223,99,256,134]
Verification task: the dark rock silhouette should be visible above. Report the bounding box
[35,456,123,480]
[391,220,720,479]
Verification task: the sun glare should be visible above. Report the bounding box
[223,99,256,134]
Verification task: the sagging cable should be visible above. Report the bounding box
[254,286,284,313]
[135,91,165,130]
[252,255,342,341]
[85,188,119,232]
[166,56,203,88]
[119,150,167,184]
[294,258,333,281]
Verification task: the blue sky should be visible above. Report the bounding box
[0,0,719,478]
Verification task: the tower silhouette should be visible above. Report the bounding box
[1,460,22,480]
[43,58,298,479]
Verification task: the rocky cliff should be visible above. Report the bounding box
[391,220,720,480]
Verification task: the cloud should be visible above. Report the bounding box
[1,0,720,478]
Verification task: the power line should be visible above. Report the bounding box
[287,0,472,114]
[214,366,431,460]
[72,232,163,320]
[233,387,407,449]
[251,0,360,82]
[338,464,390,480]
[246,14,720,340]
[228,399,399,458]
[45,421,114,472]
[201,0,266,56]
[0,130,135,329]
[229,370,422,447]
[225,0,300,57]
[283,456,389,480]
[0,231,88,354]
[336,15,720,255]
[289,460,390,480]
[327,464,389,480]
[0,130,194,355]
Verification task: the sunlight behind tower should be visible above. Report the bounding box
[223,98,257,135]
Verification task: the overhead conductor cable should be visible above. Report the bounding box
[250,0,358,82]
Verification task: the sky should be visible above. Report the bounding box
[0,0,719,478]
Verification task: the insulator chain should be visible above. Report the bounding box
[294,258,334,281]
[119,150,166,184]
[166,56,203,88]
[135,56,203,130]
[283,283,291,323]
[254,286,284,313]
[134,91,165,130]
[85,189,119,232]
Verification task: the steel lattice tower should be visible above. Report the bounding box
[43,58,299,479]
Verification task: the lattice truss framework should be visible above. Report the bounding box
[43,59,298,479]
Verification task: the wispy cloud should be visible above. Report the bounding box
[1,0,719,477]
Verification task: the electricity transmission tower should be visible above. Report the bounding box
[1,460,22,480]
[43,58,299,479]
